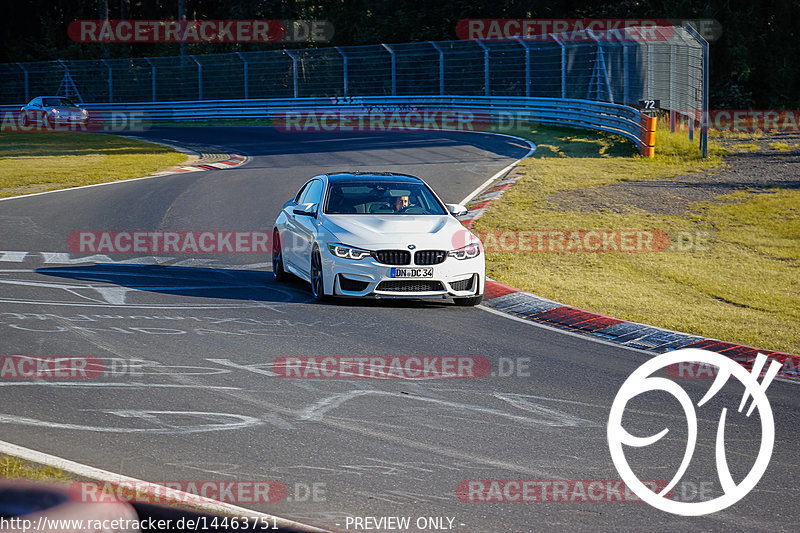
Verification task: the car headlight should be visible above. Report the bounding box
[51,108,59,114]
[328,243,372,260]
[448,243,481,260]
[81,109,89,116]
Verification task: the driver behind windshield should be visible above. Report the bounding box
[393,195,410,212]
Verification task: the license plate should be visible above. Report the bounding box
[391,267,433,278]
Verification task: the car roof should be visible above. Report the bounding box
[323,172,425,184]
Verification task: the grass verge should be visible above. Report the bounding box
[475,123,799,353]
[0,454,72,482]
[0,131,188,198]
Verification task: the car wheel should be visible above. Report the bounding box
[21,113,29,127]
[310,246,328,301]
[272,229,287,282]
[453,295,483,306]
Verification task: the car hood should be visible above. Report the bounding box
[322,214,477,249]
[51,106,84,113]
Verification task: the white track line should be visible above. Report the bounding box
[0,439,330,532]
[456,132,537,206]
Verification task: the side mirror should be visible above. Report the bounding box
[292,202,317,217]
[445,203,468,217]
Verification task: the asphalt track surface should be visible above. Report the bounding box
[0,128,798,532]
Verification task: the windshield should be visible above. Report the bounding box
[41,98,77,107]
[324,181,447,215]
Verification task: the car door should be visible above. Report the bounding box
[25,98,40,123]
[280,180,310,274]
[284,178,324,277]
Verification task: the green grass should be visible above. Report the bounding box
[0,132,188,198]
[708,129,765,139]
[727,143,761,152]
[475,124,800,353]
[769,142,799,151]
[0,454,72,482]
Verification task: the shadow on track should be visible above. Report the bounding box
[34,264,307,304]
[34,264,457,308]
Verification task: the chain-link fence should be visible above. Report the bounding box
[0,26,708,152]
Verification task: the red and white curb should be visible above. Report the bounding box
[458,174,522,230]
[142,139,249,176]
[153,154,248,175]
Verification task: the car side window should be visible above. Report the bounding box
[294,181,312,202]
[298,179,323,207]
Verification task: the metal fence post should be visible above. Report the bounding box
[335,46,348,96]
[515,38,530,98]
[622,42,629,105]
[284,50,299,98]
[100,59,112,102]
[189,55,202,100]
[552,34,566,99]
[669,43,675,113]
[382,44,396,96]
[646,41,653,105]
[683,23,709,158]
[701,40,709,158]
[56,59,83,103]
[475,40,490,96]
[429,41,444,95]
[144,57,156,102]
[669,44,675,132]
[236,52,248,99]
[15,63,28,102]
[588,31,613,103]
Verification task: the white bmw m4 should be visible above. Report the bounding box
[272,172,485,305]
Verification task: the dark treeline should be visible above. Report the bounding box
[1,0,797,108]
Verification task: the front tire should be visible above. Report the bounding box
[310,246,328,301]
[272,229,287,282]
[453,295,483,306]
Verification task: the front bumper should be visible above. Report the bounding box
[322,250,485,299]
[52,115,88,124]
